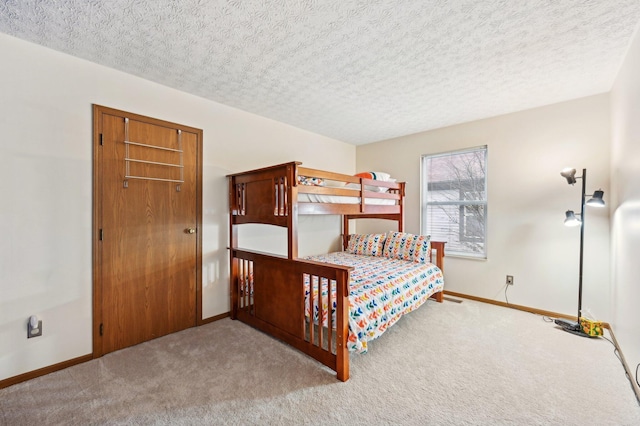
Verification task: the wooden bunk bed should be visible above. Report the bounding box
[228,161,445,381]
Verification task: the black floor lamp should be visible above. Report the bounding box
[554,168,605,336]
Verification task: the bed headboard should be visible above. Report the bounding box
[228,162,300,227]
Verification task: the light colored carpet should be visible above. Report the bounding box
[1,298,639,425]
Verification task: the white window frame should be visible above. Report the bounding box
[420,146,488,259]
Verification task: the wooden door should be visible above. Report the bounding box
[93,105,202,356]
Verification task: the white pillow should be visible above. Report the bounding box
[324,179,347,187]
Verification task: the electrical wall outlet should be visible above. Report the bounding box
[506,275,514,285]
[27,316,42,338]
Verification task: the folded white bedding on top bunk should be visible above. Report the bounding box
[298,193,396,205]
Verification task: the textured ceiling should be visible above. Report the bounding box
[1,1,640,145]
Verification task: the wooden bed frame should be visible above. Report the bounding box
[228,161,445,381]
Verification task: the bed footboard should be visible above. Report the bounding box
[231,248,353,381]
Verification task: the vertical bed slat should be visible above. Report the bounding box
[278,177,283,216]
[240,259,247,309]
[309,275,311,343]
[234,183,246,216]
[274,180,279,216]
[280,177,284,216]
[274,176,288,217]
[328,278,333,353]
[300,273,306,345]
[279,177,284,216]
[245,259,249,310]
[309,275,316,346]
[249,260,254,315]
[317,276,323,350]
[238,259,244,309]
[238,258,253,313]
[241,183,246,215]
[283,176,288,216]
[243,259,247,310]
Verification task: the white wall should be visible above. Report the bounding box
[0,33,355,381]
[357,95,611,320]
[610,25,640,382]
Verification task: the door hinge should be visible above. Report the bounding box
[99,133,104,145]
[99,323,103,336]
[99,229,103,241]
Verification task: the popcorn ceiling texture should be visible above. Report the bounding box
[1,0,639,145]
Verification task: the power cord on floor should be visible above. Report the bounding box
[634,362,640,407]
[599,335,623,363]
[540,315,640,405]
[598,331,640,406]
[504,284,510,305]
[600,335,615,347]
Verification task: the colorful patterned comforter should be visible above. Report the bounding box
[303,252,444,353]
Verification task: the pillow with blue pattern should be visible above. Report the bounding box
[383,232,431,263]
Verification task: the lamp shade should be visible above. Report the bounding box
[586,190,605,207]
[564,210,581,226]
[560,168,577,185]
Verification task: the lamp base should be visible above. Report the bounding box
[554,318,596,338]
[554,318,579,329]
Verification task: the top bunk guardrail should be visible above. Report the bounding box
[228,162,405,226]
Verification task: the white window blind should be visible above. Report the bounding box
[421,146,487,258]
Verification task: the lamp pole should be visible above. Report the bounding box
[577,168,586,322]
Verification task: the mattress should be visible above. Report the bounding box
[303,252,444,353]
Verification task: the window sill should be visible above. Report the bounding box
[445,253,487,261]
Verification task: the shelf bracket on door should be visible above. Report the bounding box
[123,119,184,191]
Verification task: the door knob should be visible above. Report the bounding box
[186,228,196,234]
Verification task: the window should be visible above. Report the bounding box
[421,146,487,258]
